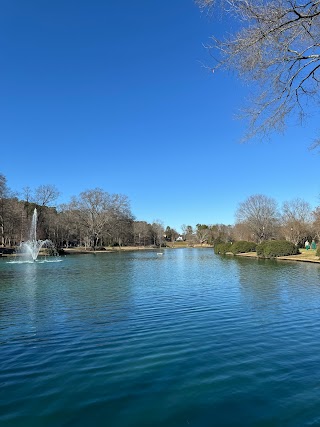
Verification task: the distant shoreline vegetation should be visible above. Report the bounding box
[1,173,320,254]
[214,240,299,258]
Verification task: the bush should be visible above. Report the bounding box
[256,241,268,257]
[256,240,299,258]
[316,246,320,257]
[230,240,256,254]
[214,242,232,255]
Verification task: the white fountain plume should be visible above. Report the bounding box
[20,208,55,262]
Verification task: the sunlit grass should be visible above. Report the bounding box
[297,248,318,259]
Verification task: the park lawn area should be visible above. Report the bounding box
[291,248,318,260]
[237,248,320,263]
[276,248,320,263]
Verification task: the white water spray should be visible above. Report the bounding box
[20,208,56,261]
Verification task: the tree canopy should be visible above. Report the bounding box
[197,0,320,144]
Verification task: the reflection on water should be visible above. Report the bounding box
[1,249,320,427]
[7,259,63,264]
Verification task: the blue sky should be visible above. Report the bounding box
[1,0,319,232]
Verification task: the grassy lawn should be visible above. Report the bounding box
[276,248,319,262]
[295,248,318,259]
[236,248,320,263]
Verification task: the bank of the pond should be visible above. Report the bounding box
[0,244,213,257]
[62,244,213,254]
[234,248,320,264]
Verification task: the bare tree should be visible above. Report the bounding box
[57,204,82,247]
[70,188,112,249]
[165,226,179,242]
[312,206,320,240]
[69,189,133,249]
[151,220,165,247]
[34,185,60,207]
[0,174,7,246]
[0,175,24,246]
[281,198,313,245]
[196,224,210,244]
[23,186,32,203]
[197,0,320,143]
[232,222,252,242]
[236,194,279,242]
[181,224,195,242]
[133,221,152,246]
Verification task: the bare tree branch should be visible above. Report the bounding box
[197,0,320,143]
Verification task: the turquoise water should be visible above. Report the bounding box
[1,249,320,427]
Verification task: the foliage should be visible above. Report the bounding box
[316,246,320,257]
[165,226,179,242]
[230,240,256,254]
[214,242,232,255]
[256,241,268,257]
[256,240,299,258]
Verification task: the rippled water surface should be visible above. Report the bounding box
[1,249,320,427]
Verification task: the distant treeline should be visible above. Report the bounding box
[1,174,319,249]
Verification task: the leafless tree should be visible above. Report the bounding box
[104,194,134,246]
[281,197,313,245]
[236,194,279,242]
[197,0,320,143]
[232,222,252,241]
[0,175,20,246]
[69,188,112,249]
[0,174,7,246]
[69,189,133,249]
[34,185,60,207]
[196,224,210,244]
[151,220,165,247]
[181,224,195,242]
[57,204,81,247]
[133,221,152,246]
[312,206,320,240]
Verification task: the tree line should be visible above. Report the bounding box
[0,173,168,250]
[1,173,319,250]
[173,195,320,248]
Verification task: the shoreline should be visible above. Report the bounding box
[234,249,320,264]
[2,246,319,264]
[0,244,213,257]
[61,244,213,254]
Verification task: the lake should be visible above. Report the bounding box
[1,248,320,427]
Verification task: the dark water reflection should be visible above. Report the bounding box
[1,249,320,427]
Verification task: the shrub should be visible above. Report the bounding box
[316,246,320,257]
[214,242,232,255]
[256,241,268,257]
[256,240,299,258]
[230,240,256,254]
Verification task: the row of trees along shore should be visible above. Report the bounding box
[1,173,320,250]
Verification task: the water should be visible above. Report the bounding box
[19,208,56,261]
[1,249,320,427]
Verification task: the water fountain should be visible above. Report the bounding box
[19,208,58,262]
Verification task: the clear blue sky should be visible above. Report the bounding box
[1,0,319,232]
